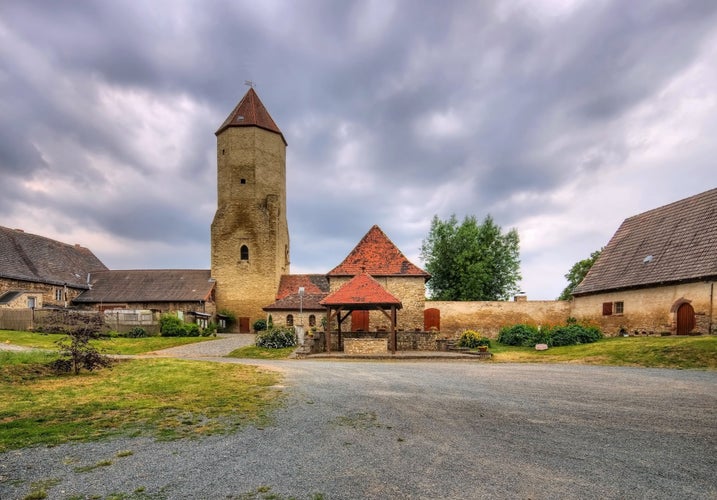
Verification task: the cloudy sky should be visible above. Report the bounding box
[1,0,716,299]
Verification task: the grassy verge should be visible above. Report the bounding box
[489,335,717,369]
[0,355,282,452]
[228,345,296,359]
[0,330,215,355]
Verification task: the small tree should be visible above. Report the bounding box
[558,249,602,300]
[53,330,113,375]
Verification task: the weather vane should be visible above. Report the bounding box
[244,80,255,88]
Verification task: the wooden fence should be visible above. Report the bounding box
[0,309,33,331]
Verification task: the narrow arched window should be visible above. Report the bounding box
[286,314,294,326]
[309,314,316,327]
[240,245,249,261]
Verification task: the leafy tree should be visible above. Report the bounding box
[53,330,113,375]
[420,214,521,301]
[558,249,602,300]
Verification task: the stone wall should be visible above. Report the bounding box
[344,338,387,354]
[0,277,85,309]
[211,126,289,331]
[571,281,716,335]
[431,300,572,338]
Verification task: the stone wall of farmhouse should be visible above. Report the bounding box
[329,276,426,331]
[431,300,572,338]
[74,301,216,316]
[0,277,85,308]
[571,281,716,336]
[211,126,289,330]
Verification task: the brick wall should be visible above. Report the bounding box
[571,281,716,335]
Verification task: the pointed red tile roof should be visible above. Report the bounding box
[216,87,287,145]
[320,272,402,308]
[275,274,329,300]
[327,225,430,278]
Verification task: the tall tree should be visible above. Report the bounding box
[558,249,602,300]
[420,214,521,301]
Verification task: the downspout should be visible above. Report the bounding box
[709,282,714,335]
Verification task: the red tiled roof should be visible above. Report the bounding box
[215,87,287,145]
[327,225,430,278]
[320,273,402,308]
[574,188,717,295]
[275,274,329,300]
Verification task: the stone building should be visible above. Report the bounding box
[211,88,290,332]
[0,225,107,310]
[571,188,717,336]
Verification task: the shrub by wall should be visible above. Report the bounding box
[256,326,297,349]
[498,323,602,347]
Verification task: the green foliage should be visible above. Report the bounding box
[126,327,148,338]
[159,314,203,337]
[53,331,113,375]
[253,318,268,332]
[256,326,297,349]
[558,249,602,300]
[457,330,491,348]
[498,323,603,347]
[420,214,521,301]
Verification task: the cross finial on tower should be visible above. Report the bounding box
[244,80,255,88]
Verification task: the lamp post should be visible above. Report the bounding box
[298,287,305,346]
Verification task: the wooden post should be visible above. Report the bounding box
[325,307,331,353]
[391,306,397,354]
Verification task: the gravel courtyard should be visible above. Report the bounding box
[2,351,716,499]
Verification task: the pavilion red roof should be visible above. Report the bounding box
[320,273,402,308]
[327,225,429,278]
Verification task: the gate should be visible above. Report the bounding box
[424,308,440,331]
[676,303,695,335]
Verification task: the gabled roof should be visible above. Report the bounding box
[215,87,287,145]
[574,188,717,296]
[327,225,430,278]
[264,274,329,311]
[275,274,329,300]
[0,226,107,288]
[73,269,215,303]
[320,272,402,308]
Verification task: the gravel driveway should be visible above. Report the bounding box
[1,346,716,499]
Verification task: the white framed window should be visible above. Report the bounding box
[614,301,624,315]
[55,288,63,301]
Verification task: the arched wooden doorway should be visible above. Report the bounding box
[676,302,695,335]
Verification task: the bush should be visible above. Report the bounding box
[159,314,204,337]
[498,323,603,347]
[457,330,491,348]
[126,327,148,338]
[256,326,297,349]
[53,331,113,375]
[497,324,540,346]
[253,319,267,332]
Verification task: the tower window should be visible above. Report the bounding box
[286,314,294,327]
[240,179,246,184]
[240,245,249,261]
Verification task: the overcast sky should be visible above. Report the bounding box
[1,0,716,300]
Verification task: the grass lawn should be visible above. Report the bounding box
[0,330,215,355]
[0,353,283,452]
[489,335,717,369]
[228,345,296,359]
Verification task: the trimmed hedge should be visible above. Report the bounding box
[498,323,602,347]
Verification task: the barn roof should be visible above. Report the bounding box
[573,188,717,295]
[0,226,107,288]
[215,87,287,145]
[320,272,402,308]
[73,269,215,303]
[327,225,430,278]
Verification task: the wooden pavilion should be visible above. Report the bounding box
[319,272,403,354]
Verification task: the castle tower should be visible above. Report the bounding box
[211,88,290,332]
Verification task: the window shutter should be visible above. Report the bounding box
[602,302,613,316]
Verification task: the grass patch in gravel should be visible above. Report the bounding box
[0,330,215,355]
[228,345,296,359]
[490,335,717,369]
[0,357,282,452]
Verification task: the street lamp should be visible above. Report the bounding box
[298,286,305,325]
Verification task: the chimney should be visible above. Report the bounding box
[514,292,527,302]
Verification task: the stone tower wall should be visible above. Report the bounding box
[211,127,290,329]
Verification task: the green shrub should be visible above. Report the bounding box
[549,324,602,346]
[497,324,540,346]
[127,327,148,338]
[253,319,267,332]
[203,322,217,337]
[159,314,185,337]
[256,326,297,349]
[184,323,201,337]
[457,330,491,348]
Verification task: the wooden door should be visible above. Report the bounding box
[239,317,250,333]
[424,308,440,331]
[351,310,369,332]
[676,303,695,335]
